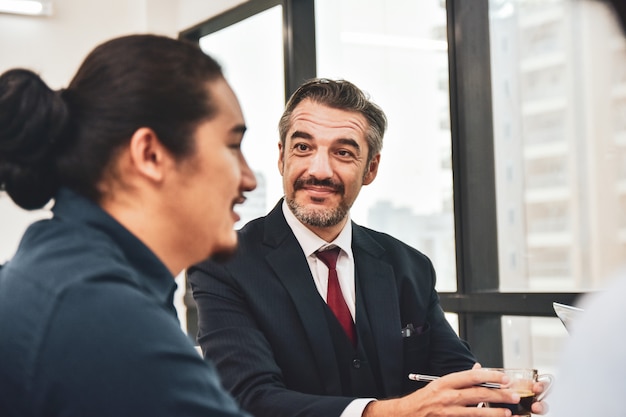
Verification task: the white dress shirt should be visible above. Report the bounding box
[281,201,375,417]
[282,200,355,319]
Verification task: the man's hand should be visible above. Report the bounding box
[363,367,519,417]
[530,380,549,415]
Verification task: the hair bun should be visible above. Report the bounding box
[0,68,69,209]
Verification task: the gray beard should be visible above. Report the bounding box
[286,197,349,228]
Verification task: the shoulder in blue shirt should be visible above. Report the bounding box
[0,188,248,417]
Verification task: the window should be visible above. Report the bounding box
[196,4,286,225]
[491,0,626,293]
[489,0,626,383]
[315,0,457,291]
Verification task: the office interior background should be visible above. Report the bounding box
[2,0,625,398]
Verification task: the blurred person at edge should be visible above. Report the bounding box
[188,76,548,417]
[0,34,256,417]
[549,3,626,416]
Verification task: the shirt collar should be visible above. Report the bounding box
[281,199,353,260]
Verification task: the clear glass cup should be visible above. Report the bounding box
[481,368,554,416]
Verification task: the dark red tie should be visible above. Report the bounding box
[316,247,357,347]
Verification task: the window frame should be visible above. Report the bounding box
[443,0,579,364]
[179,0,315,101]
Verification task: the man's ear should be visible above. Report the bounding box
[362,153,380,185]
[128,127,170,182]
[277,141,285,176]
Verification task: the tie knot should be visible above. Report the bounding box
[316,247,340,269]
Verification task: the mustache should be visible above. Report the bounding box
[294,177,344,194]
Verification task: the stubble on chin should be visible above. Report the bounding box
[286,176,351,228]
[286,195,349,228]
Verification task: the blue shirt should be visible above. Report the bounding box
[0,188,248,417]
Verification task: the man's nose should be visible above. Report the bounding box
[307,150,333,179]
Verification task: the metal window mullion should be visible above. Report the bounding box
[447,0,503,363]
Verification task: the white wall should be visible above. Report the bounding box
[178,0,247,30]
[0,0,248,86]
[0,0,247,263]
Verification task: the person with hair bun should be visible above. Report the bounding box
[0,34,255,417]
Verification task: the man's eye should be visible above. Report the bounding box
[294,143,309,151]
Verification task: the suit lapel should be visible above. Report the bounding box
[263,202,343,395]
[352,225,403,397]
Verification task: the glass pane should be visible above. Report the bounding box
[490,0,626,291]
[444,312,460,336]
[315,0,457,291]
[501,315,567,383]
[198,5,286,228]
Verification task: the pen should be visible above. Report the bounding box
[408,373,502,389]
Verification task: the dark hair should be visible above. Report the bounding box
[0,34,223,209]
[278,78,387,164]
[0,69,68,209]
